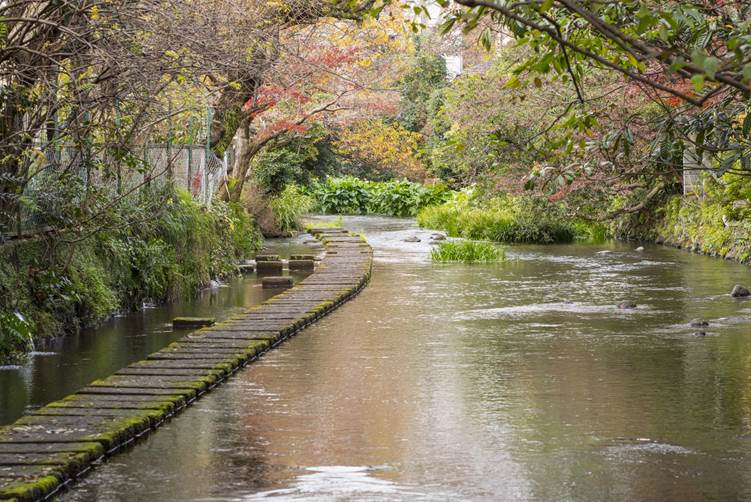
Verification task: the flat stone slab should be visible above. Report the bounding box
[262,276,294,289]
[173,317,215,329]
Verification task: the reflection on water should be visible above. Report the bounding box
[65,216,751,501]
[0,237,315,426]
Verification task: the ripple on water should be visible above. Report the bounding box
[241,466,438,501]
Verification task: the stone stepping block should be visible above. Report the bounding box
[173,317,215,329]
[0,465,62,500]
[0,442,102,455]
[0,451,96,468]
[2,411,158,448]
[47,397,178,412]
[77,385,198,398]
[262,276,293,289]
[288,259,315,271]
[209,323,290,332]
[88,375,216,391]
[256,261,283,274]
[176,339,265,350]
[255,254,281,261]
[195,331,280,342]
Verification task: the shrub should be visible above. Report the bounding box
[418,192,583,244]
[0,184,263,363]
[309,176,451,217]
[431,240,506,263]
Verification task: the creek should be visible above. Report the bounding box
[23,216,751,501]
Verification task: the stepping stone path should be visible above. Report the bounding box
[0,228,372,501]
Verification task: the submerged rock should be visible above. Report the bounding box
[635,246,645,252]
[693,331,707,337]
[431,234,446,241]
[689,319,709,328]
[731,285,750,298]
[617,302,637,309]
[403,236,421,243]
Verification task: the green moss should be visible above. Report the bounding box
[0,474,60,500]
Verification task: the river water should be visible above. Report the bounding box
[57,216,751,501]
[0,236,317,426]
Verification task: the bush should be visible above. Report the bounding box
[431,240,506,263]
[0,184,263,363]
[309,176,451,217]
[418,191,586,244]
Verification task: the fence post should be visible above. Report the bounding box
[167,101,173,179]
[205,107,213,205]
[115,101,122,194]
[187,117,194,196]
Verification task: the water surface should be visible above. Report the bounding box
[63,216,751,501]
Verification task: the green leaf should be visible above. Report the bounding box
[703,57,720,79]
[742,64,751,84]
[540,0,554,13]
[690,74,705,92]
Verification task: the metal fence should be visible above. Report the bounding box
[3,143,229,239]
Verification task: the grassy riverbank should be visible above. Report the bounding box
[0,187,262,364]
[656,178,751,264]
[418,191,609,244]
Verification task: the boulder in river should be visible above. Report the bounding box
[693,331,707,337]
[431,234,446,241]
[636,246,645,252]
[689,319,709,328]
[731,285,750,298]
[403,236,421,243]
[617,302,637,309]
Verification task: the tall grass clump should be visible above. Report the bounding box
[431,240,506,263]
[270,185,314,234]
[309,176,451,217]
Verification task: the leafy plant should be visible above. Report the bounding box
[308,176,451,217]
[0,312,34,364]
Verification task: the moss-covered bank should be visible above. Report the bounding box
[656,194,751,264]
[0,187,262,364]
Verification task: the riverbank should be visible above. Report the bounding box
[656,195,751,265]
[0,188,262,365]
[0,227,372,501]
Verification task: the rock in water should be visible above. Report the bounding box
[431,234,446,241]
[731,285,750,298]
[617,302,637,309]
[689,319,709,328]
[403,236,421,243]
[636,246,645,252]
[693,331,707,337]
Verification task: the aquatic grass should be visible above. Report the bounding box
[431,240,506,263]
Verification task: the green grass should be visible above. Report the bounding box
[418,193,610,244]
[430,240,506,263]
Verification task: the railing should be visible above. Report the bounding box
[1,143,229,240]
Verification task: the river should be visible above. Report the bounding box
[47,216,751,500]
